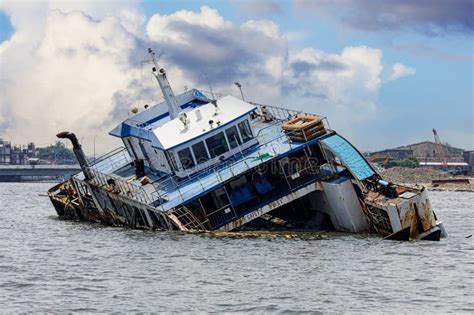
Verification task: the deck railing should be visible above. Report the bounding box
[249,101,331,130]
[249,101,301,122]
[152,156,250,208]
[205,204,235,229]
[88,168,153,205]
[199,160,340,230]
[80,100,333,210]
[88,147,132,174]
[152,127,334,209]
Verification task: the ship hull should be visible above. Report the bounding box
[48,179,172,229]
[47,102,446,241]
[48,173,446,241]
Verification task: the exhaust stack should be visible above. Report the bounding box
[56,131,93,180]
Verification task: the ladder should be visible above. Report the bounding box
[167,205,206,231]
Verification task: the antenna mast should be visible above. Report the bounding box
[148,48,180,119]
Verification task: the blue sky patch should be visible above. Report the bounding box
[0,11,13,43]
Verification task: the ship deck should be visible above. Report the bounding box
[79,115,334,211]
[148,119,334,210]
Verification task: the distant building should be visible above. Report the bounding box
[0,139,11,164]
[369,148,413,160]
[464,150,474,170]
[397,141,464,162]
[0,138,36,165]
[370,140,470,172]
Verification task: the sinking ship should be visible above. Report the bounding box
[48,49,447,241]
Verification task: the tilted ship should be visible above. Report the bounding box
[48,49,447,241]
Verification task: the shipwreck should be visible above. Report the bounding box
[48,49,447,241]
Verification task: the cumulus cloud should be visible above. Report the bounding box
[295,0,474,35]
[285,47,382,101]
[144,6,389,124]
[0,4,414,152]
[146,6,288,85]
[0,1,146,151]
[387,63,416,81]
[279,46,384,128]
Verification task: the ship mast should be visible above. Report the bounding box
[148,48,180,119]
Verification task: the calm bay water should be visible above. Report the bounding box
[0,182,473,313]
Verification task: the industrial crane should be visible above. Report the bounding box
[432,129,448,168]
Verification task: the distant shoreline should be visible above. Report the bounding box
[381,167,474,192]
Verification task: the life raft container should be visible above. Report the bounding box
[282,115,326,142]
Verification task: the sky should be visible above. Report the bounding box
[0,0,472,154]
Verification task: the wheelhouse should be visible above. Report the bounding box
[110,94,259,179]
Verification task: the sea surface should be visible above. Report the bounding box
[0,182,473,313]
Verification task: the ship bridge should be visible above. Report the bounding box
[109,91,260,178]
[151,96,258,177]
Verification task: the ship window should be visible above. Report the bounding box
[225,126,242,149]
[177,148,195,170]
[206,132,229,158]
[192,141,209,164]
[238,120,253,142]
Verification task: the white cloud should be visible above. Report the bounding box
[280,46,383,127]
[143,6,387,127]
[145,6,288,87]
[0,2,146,152]
[388,63,416,81]
[0,4,417,152]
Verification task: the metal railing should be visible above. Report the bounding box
[169,205,207,230]
[152,159,243,207]
[152,127,333,209]
[284,163,328,191]
[77,100,333,210]
[250,101,301,122]
[74,121,333,212]
[201,161,339,230]
[88,147,132,174]
[205,204,236,229]
[250,101,331,130]
[88,168,152,205]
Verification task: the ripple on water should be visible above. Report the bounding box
[0,184,472,312]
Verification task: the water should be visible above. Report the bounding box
[0,183,472,313]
